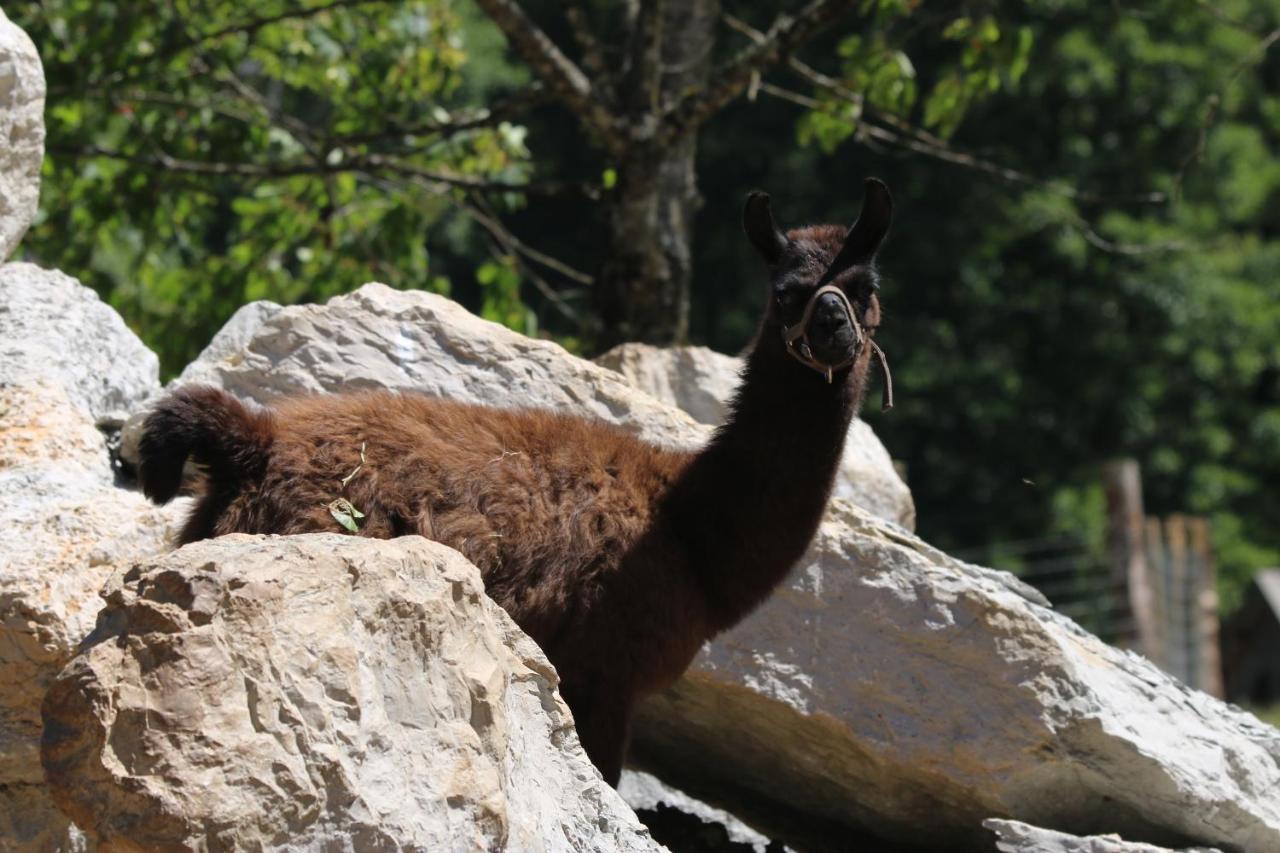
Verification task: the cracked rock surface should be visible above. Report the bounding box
[41,534,662,852]
[0,9,44,261]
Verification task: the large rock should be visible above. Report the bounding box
[984,819,1221,853]
[0,381,183,850]
[41,534,663,853]
[597,342,915,528]
[0,9,45,258]
[0,10,45,261]
[631,499,1280,851]
[1,264,160,427]
[619,770,775,853]
[123,284,697,450]
[0,266,173,849]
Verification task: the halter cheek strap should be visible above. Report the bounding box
[780,283,895,412]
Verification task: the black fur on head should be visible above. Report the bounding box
[743,179,893,367]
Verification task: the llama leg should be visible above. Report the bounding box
[560,681,632,787]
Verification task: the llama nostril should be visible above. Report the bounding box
[812,294,849,330]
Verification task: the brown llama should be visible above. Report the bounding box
[138,179,894,786]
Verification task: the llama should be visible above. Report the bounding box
[138,179,893,786]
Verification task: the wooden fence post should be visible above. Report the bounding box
[1104,460,1156,657]
[1187,517,1224,698]
[1144,516,1169,672]
[1166,515,1191,685]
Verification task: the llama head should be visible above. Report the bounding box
[743,179,892,377]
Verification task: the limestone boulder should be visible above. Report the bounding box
[0,263,160,427]
[119,284,699,461]
[0,265,174,849]
[41,534,662,853]
[597,342,915,528]
[984,820,1222,853]
[631,499,1280,852]
[0,9,44,261]
[0,381,184,850]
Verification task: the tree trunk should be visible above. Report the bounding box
[593,0,719,350]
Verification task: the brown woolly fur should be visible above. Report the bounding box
[138,181,894,786]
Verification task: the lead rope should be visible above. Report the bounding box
[869,339,893,413]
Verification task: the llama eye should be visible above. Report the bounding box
[776,289,805,311]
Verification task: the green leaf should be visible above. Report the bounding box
[328,498,365,533]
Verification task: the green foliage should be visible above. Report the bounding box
[694,0,1280,613]
[15,0,1279,616]
[16,0,530,375]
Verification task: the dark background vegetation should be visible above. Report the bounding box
[13,0,1280,612]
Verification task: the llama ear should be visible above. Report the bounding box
[827,178,893,275]
[743,191,787,265]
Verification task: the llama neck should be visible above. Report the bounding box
[664,328,866,631]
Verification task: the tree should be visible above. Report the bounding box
[470,0,1032,347]
[17,0,538,371]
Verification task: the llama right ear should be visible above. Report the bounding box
[743,191,787,265]
[839,178,893,263]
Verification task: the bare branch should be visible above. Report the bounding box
[563,7,612,93]
[630,0,665,119]
[195,0,384,47]
[660,0,859,143]
[732,14,1165,207]
[48,143,592,198]
[332,85,551,145]
[1173,24,1280,201]
[472,0,624,154]
[749,78,1169,216]
[362,155,600,200]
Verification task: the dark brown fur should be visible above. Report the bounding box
[138,184,892,785]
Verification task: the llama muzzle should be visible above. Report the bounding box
[781,284,894,411]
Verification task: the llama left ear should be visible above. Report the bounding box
[743,191,788,265]
[829,178,893,273]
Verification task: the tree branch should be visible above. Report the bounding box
[730,14,1166,207]
[630,0,665,122]
[563,7,613,97]
[472,0,624,155]
[195,0,384,47]
[660,0,859,143]
[1173,24,1280,202]
[331,84,551,146]
[49,143,593,198]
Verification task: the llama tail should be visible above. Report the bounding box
[137,386,275,504]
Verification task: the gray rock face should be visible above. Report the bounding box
[0,380,183,850]
[632,499,1280,851]
[0,263,160,427]
[0,9,44,261]
[595,343,743,427]
[984,819,1222,853]
[596,342,915,529]
[0,264,173,848]
[619,770,775,852]
[150,283,697,446]
[42,534,663,853]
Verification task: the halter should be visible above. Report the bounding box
[780,283,895,412]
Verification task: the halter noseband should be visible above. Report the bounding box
[780,283,895,412]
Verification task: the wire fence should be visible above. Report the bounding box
[954,462,1223,697]
[955,533,1137,646]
